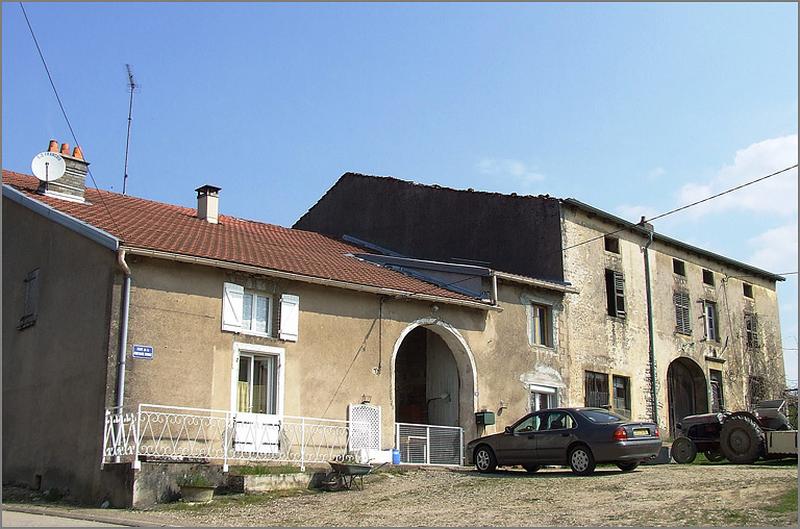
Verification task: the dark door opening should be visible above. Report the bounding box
[667,357,708,435]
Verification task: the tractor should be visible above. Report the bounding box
[671,399,798,464]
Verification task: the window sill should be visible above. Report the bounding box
[223,327,274,340]
[674,330,692,337]
[529,343,557,354]
[705,355,725,363]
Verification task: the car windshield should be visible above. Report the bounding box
[579,409,626,423]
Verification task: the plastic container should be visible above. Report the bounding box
[391,448,401,465]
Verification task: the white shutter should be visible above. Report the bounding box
[222,282,244,331]
[279,294,299,342]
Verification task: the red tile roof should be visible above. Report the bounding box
[3,170,485,305]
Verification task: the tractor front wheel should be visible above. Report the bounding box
[671,437,697,464]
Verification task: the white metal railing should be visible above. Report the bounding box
[395,422,464,466]
[102,404,372,471]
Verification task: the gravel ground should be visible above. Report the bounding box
[5,463,797,527]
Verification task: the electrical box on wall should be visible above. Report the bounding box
[475,411,495,426]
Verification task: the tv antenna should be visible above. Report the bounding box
[122,63,138,195]
[31,151,66,192]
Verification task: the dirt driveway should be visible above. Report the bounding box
[6,463,798,527]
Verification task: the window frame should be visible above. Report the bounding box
[231,342,285,418]
[605,269,626,319]
[710,369,725,413]
[222,282,274,338]
[612,375,631,418]
[584,370,610,408]
[702,269,715,286]
[604,235,620,254]
[529,384,557,412]
[529,302,554,348]
[703,300,720,342]
[744,312,760,349]
[743,283,754,299]
[241,288,273,337]
[673,259,686,277]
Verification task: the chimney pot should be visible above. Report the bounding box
[72,146,84,160]
[48,140,59,152]
[60,143,70,155]
[195,185,221,224]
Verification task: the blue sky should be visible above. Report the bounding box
[3,3,797,384]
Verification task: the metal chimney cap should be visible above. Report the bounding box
[195,184,222,197]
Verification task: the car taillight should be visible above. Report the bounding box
[613,426,628,441]
[654,427,660,438]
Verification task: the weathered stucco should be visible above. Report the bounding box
[2,198,117,502]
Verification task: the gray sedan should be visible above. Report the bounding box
[465,407,662,475]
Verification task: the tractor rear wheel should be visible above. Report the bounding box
[720,415,764,464]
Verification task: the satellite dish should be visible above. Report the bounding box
[31,151,66,182]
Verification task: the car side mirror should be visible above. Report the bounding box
[504,426,512,434]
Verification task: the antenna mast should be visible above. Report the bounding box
[122,64,137,195]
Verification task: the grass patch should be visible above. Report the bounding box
[229,464,303,475]
[154,488,315,512]
[764,487,798,513]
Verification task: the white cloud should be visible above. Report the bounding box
[748,222,798,272]
[646,167,666,181]
[477,158,545,190]
[676,134,798,219]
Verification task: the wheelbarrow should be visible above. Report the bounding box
[323,460,388,491]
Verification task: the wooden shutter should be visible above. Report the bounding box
[674,291,691,335]
[279,294,300,342]
[613,272,626,317]
[19,269,40,328]
[222,282,244,331]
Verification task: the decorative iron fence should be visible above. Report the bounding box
[395,422,464,466]
[102,404,372,471]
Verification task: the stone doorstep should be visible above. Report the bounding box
[234,473,312,493]
[1,503,172,527]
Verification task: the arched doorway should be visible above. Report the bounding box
[667,357,708,435]
[392,319,477,438]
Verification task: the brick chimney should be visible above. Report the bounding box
[196,185,221,224]
[37,139,89,202]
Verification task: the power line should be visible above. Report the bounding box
[563,163,798,253]
[19,2,123,238]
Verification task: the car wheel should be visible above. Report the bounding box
[474,446,497,473]
[670,437,697,464]
[568,445,596,476]
[616,461,639,472]
[704,450,725,462]
[720,415,764,464]
[523,465,541,474]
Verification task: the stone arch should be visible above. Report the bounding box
[667,356,709,436]
[391,318,478,440]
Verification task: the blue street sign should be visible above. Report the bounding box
[132,344,154,360]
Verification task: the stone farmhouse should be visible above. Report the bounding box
[2,144,786,506]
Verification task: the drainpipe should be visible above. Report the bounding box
[114,249,132,462]
[641,222,659,425]
[490,272,498,306]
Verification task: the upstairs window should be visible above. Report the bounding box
[673,259,686,277]
[530,303,553,347]
[744,312,760,349]
[605,269,626,318]
[702,269,715,286]
[743,283,754,299]
[703,300,719,342]
[674,291,691,335]
[222,283,272,336]
[18,269,40,330]
[584,371,609,408]
[604,235,620,254]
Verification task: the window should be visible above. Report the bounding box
[612,375,631,417]
[604,235,620,254]
[584,371,609,408]
[530,303,553,347]
[605,269,626,318]
[539,411,575,430]
[673,259,686,277]
[702,269,715,286]
[744,312,760,349]
[743,283,754,298]
[237,354,279,414]
[710,370,724,413]
[703,301,719,341]
[674,291,691,335]
[529,384,557,412]
[749,376,767,408]
[514,414,541,433]
[222,283,272,336]
[18,269,40,329]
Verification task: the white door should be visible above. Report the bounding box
[529,384,557,412]
[234,354,281,454]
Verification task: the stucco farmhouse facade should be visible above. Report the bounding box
[2,146,786,505]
